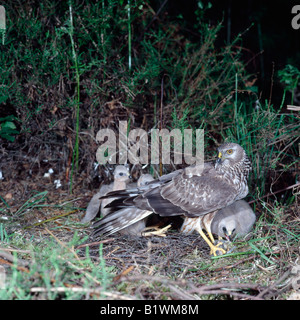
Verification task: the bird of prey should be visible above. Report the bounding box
[211,200,256,240]
[91,143,252,256]
[81,165,130,223]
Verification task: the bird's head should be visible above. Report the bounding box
[215,143,248,169]
[113,165,131,182]
[137,173,154,187]
[219,217,237,241]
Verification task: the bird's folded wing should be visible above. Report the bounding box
[156,167,237,217]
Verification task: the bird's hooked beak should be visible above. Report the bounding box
[225,228,236,242]
[224,232,232,242]
[216,152,223,165]
[222,226,233,242]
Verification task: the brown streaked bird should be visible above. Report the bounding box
[81,165,130,223]
[91,143,252,256]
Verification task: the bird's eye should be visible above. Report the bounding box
[119,173,124,176]
[222,227,227,234]
[226,149,233,154]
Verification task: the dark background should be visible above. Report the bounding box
[154,0,300,106]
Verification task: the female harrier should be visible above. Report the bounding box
[92,143,252,256]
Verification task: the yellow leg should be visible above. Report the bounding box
[142,224,172,237]
[201,221,227,256]
[207,230,215,244]
[197,229,227,257]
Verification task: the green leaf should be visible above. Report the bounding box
[1,121,16,130]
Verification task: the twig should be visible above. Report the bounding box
[248,182,300,204]
[287,105,300,111]
[24,210,79,229]
[113,265,135,282]
[0,247,30,254]
[168,284,199,300]
[118,274,188,286]
[29,286,134,300]
[0,250,30,267]
[75,238,115,249]
[188,282,264,300]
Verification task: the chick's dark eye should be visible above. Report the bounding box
[222,227,227,234]
[119,173,124,176]
[226,149,233,154]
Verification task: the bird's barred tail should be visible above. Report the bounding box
[91,207,152,238]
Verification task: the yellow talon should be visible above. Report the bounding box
[142,224,172,237]
[209,241,228,256]
[196,228,228,256]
